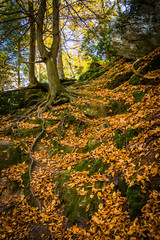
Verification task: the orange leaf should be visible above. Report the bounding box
[86,203,90,212]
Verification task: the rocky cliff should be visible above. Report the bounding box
[111,0,160,59]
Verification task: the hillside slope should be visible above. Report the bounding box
[0,48,160,239]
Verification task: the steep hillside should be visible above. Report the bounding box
[0,48,160,239]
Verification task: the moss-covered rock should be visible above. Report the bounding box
[0,90,26,116]
[61,186,99,223]
[78,61,115,82]
[24,89,46,106]
[19,126,42,138]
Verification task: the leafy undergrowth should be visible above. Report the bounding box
[0,48,160,239]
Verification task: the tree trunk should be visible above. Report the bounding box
[57,36,65,79]
[29,0,38,86]
[17,39,21,88]
[37,0,64,105]
[46,57,62,99]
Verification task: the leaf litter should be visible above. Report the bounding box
[0,48,160,239]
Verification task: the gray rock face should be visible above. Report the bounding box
[111,0,160,59]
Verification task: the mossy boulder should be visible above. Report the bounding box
[61,186,99,223]
[78,62,113,82]
[118,178,128,197]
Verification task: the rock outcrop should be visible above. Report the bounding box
[111,0,160,59]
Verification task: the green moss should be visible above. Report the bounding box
[87,139,101,152]
[78,61,115,82]
[79,65,102,82]
[56,179,99,223]
[129,75,141,85]
[133,91,145,103]
[74,158,108,176]
[61,186,99,223]
[55,158,108,223]
[0,90,26,116]
[154,179,160,191]
[106,100,130,115]
[107,71,133,89]
[133,88,150,103]
[84,99,130,119]
[55,170,71,189]
[118,178,128,197]
[140,54,160,75]
[49,140,73,157]
[126,185,148,220]
[113,128,139,149]
[19,126,42,138]
[0,145,24,175]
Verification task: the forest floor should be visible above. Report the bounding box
[0,47,160,240]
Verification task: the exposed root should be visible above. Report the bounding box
[132,58,160,80]
[14,100,47,211]
[29,101,47,211]
[42,91,72,112]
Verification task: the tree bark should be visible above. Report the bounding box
[36,0,63,104]
[57,35,65,79]
[46,57,62,99]
[29,0,38,86]
[17,38,21,88]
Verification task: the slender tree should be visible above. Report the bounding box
[57,34,65,80]
[28,0,39,87]
[37,0,64,109]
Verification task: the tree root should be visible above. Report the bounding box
[28,101,47,211]
[42,91,72,112]
[14,100,47,211]
[132,58,160,80]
